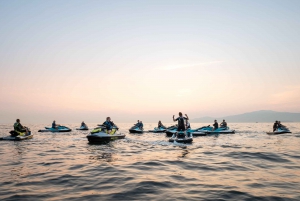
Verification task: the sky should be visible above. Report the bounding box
[0,0,300,123]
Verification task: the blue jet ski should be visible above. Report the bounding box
[192,126,235,135]
[38,126,72,133]
[129,125,144,133]
[169,131,193,143]
[148,126,167,133]
[0,130,33,141]
[87,125,125,143]
[267,127,292,135]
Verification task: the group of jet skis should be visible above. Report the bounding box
[0,113,292,143]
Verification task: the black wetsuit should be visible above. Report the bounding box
[175,117,187,131]
[213,122,218,130]
[273,123,278,132]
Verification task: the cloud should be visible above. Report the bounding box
[161,61,224,71]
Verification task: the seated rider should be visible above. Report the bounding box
[186,120,191,129]
[213,120,218,130]
[52,120,60,129]
[81,121,87,128]
[139,121,144,129]
[14,119,29,135]
[273,120,278,132]
[135,120,140,126]
[220,119,227,128]
[278,121,285,128]
[173,112,189,136]
[158,120,165,129]
[103,117,115,134]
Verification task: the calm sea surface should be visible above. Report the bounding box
[0,123,300,201]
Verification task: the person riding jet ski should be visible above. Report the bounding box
[186,120,191,129]
[213,120,218,130]
[278,121,285,128]
[103,117,115,134]
[273,121,278,132]
[220,119,227,128]
[52,121,61,129]
[13,119,30,136]
[139,121,144,129]
[81,121,87,128]
[158,120,166,129]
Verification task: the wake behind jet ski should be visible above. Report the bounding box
[129,120,144,133]
[76,121,89,130]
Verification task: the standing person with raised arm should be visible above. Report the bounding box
[173,112,189,136]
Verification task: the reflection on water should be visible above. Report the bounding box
[0,123,300,200]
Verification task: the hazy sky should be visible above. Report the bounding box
[0,0,300,123]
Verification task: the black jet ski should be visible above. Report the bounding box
[0,130,33,141]
[38,126,72,132]
[267,127,292,135]
[169,131,193,143]
[148,126,167,133]
[129,125,144,133]
[87,125,125,143]
[165,125,178,136]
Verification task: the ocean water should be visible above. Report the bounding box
[0,123,300,201]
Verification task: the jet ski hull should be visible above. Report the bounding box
[169,132,193,143]
[266,131,292,135]
[206,130,235,134]
[169,137,193,143]
[87,133,125,143]
[191,132,208,136]
[129,128,144,133]
[148,128,166,133]
[76,127,89,131]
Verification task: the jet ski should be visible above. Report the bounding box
[87,125,125,143]
[0,130,33,141]
[165,125,178,136]
[169,131,193,143]
[76,125,89,130]
[38,126,72,132]
[148,126,167,133]
[267,127,292,135]
[129,125,144,133]
[192,126,235,135]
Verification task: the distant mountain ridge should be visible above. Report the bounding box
[190,110,300,123]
